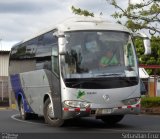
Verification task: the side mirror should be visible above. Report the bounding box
[58,37,67,55]
[52,48,58,56]
[133,33,151,55]
[143,38,151,55]
[140,79,147,95]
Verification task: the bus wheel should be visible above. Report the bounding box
[19,99,29,120]
[100,115,124,125]
[43,98,64,127]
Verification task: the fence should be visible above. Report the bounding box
[0,80,9,106]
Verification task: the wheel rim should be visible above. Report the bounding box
[20,102,25,117]
[47,102,60,122]
[45,100,64,126]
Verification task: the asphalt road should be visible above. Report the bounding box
[0,109,160,139]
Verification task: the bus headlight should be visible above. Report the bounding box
[122,98,140,105]
[64,100,90,108]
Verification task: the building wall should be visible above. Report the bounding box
[0,54,9,76]
[0,52,10,106]
[0,76,8,98]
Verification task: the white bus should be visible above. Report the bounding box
[9,17,151,127]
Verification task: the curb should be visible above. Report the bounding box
[141,111,160,115]
[0,104,17,110]
[141,108,160,115]
[0,107,9,110]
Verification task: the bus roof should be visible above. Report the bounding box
[12,17,131,48]
[57,17,130,32]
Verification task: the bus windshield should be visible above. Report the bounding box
[61,31,138,79]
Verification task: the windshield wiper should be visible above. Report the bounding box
[96,73,125,77]
[122,78,138,84]
[67,80,96,87]
[71,82,86,87]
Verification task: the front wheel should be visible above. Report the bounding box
[101,115,124,125]
[43,98,64,127]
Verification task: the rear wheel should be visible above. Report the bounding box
[19,99,30,120]
[43,98,64,127]
[101,115,124,125]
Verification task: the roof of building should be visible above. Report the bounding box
[0,46,11,51]
[0,50,10,54]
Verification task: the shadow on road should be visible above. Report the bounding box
[14,114,133,130]
[63,117,133,130]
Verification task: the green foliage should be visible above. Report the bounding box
[71,1,160,34]
[107,0,160,35]
[141,97,160,108]
[71,6,94,17]
[135,36,160,75]
[71,1,160,75]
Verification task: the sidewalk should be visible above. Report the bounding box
[0,107,9,110]
[141,107,160,115]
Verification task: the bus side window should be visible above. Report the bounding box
[127,43,135,67]
[52,47,59,75]
[36,31,57,71]
[26,38,38,58]
[51,34,59,75]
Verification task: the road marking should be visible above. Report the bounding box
[11,114,47,125]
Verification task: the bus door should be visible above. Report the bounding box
[49,44,62,119]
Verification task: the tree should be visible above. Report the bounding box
[106,0,160,35]
[106,0,160,74]
[71,1,160,75]
[71,6,94,17]
[135,36,160,75]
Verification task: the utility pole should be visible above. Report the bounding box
[0,39,1,88]
[128,0,131,14]
[0,39,3,101]
[0,39,1,54]
[128,0,131,5]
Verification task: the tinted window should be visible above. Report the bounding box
[10,38,38,60]
[9,38,38,74]
[25,38,38,58]
[36,31,58,70]
[36,31,57,57]
[52,47,59,75]
[14,44,26,60]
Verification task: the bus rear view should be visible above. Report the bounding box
[9,17,150,127]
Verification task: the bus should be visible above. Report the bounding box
[9,17,151,127]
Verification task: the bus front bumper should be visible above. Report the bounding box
[62,104,140,119]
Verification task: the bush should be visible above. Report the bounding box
[141,97,160,108]
[0,97,9,107]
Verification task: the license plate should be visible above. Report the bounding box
[102,109,112,114]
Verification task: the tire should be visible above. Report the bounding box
[43,98,64,127]
[19,99,30,120]
[101,115,124,125]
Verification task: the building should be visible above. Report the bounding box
[140,65,160,97]
[0,49,10,106]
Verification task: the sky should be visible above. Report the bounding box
[0,0,141,50]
